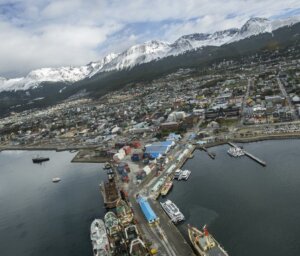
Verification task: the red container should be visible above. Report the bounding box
[123,146,132,155]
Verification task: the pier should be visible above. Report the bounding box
[228,142,266,166]
[196,145,216,159]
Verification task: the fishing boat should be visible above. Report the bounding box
[160,180,173,196]
[90,219,111,256]
[129,238,149,256]
[116,199,134,227]
[124,225,139,243]
[188,225,229,256]
[104,212,128,256]
[104,212,120,236]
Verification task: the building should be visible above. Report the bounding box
[137,196,159,224]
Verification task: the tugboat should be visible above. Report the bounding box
[116,199,134,227]
[32,156,49,163]
[90,219,111,256]
[160,200,185,224]
[188,225,229,256]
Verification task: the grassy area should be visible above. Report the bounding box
[218,118,239,127]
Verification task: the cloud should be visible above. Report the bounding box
[0,0,299,77]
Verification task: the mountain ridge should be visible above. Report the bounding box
[0,16,299,92]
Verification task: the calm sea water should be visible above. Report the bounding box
[1,140,300,256]
[0,150,105,256]
[167,139,300,256]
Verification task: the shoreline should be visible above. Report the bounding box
[197,133,300,149]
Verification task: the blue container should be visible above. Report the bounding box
[131,154,140,161]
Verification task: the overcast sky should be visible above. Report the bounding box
[0,0,299,77]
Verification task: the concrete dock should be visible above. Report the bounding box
[228,142,266,166]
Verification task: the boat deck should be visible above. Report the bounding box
[206,246,228,256]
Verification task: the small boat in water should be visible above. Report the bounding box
[116,199,134,227]
[90,219,111,256]
[52,177,61,183]
[32,156,49,163]
[188,224,229,256]
[160,200,185,224]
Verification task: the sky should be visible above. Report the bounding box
[0,0,299,77]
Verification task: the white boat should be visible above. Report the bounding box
[178,170,191,181]
[174,169,182,180]
[52,177,61,183]
[90,219,111,256]
[227,147,244,157]
[160,200,185,224]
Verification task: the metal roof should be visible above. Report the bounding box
[137,197,158,223]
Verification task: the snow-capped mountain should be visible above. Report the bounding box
[1,16,299,93]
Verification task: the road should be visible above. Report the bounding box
[277,77,298,120]
[240,78,252,125]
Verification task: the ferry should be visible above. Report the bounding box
[160,180,173,196]
[116,199,134,227]
[178,170,191,181]
[90,219,111,256]
[188,225,229,256]
[174,169,182,180]
[160,200,185,224]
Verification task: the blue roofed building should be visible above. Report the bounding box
[144,140,175,159]
[137,196,159,224]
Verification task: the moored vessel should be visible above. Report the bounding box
[178,170,191,181]
[104,212,120,236]
[90,219,111,256]
[160,200,184,224]
[227,147,244,157]
[188,224,229,256]
[116,199,134,227]
[129,238,149,256]
[174,169,182,179]
[160,180,173,196]
[104,212,128,256]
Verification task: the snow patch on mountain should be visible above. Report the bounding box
[0,16,299,93]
